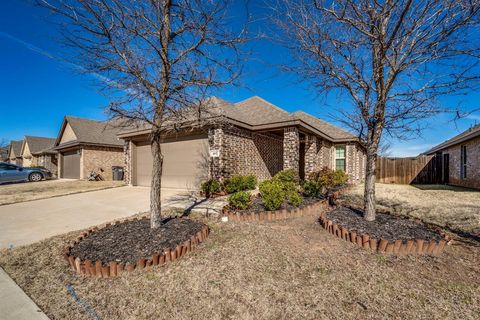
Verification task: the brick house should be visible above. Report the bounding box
[425,124,480,189]
[7,140,24,166]
[119,96,366,190]
[20,136,58,174]
[54,116,125,180]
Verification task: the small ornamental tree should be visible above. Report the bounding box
[38,0,246,228]
[274,0,480,221]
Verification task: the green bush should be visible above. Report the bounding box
[308,167,349,191]
[259,179,285,210]
[273,169,298,184]
[200,179,221,198]
[303,180,320,197]
[332,170,349,187]
[228,191,251,210]
[224,175,257,193]
[287,191,302,207]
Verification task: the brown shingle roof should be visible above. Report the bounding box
[57,116,125,148]
[24,136,57,155]
[424,124,480,154]
[118,96,357,142]
[9,140,23,158]
[291,111,355,140]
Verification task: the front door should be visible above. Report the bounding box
[443,153,449,184]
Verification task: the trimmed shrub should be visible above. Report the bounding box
[332,170,349,187]
[224,175,257,193]
[259,179,285,211]
[228,191,251,210]
[273,169,298,184]
[287,191,302,207]
[308,167,349,191]
[200,179,221,198]
[302,180,320,197]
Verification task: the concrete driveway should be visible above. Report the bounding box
[0,186,151,249]
[0,186,225,249]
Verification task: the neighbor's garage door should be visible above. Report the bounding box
[62,150,80,179]
[134,134,209,189]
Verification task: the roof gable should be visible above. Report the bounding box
[56,116,124,148]
[23,136,57,155]
[8,140,23,158]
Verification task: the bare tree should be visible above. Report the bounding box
[273,0,480,221]
[38,0,246,228]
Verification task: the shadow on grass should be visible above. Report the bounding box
[412,184,480,192]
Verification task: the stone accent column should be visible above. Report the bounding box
[304,135,318,177]
[208,127,224,180]
[283,127,300,175]
[123,140,132,185]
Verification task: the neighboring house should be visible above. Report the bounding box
[425,124,480,189]
[0,146,8,162]
[54,116,125,180]
[20,136,58,174]
[7,140,24,166]
[119,96,366,190]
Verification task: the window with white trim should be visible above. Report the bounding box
[335,145,346,172]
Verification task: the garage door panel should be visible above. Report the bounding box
[62,150,80,179]
[134,134,209,189]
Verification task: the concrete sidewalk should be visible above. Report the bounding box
[0,267,50,320]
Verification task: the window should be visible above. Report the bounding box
[460,145,467,179]
[0,164,18,171]
[335,145,346,171]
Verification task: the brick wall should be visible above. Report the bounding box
[305,139,365,184]
[124,141,132,184]
[214,126,284,181]
[283,127,300,174]
[304,135,318,177]
[443,136,480,189]
[82,146,124,181]
[345,143,365,183]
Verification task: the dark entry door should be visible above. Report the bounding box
[443,154,449,184]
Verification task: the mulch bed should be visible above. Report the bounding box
[70,218,205,265]
[327,207,442,242]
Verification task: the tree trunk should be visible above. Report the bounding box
[150,134,163,229]
[363,148,377,221]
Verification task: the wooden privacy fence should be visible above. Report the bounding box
[375,155,440,185]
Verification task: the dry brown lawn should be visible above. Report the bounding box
[341,183,480,237]
[0,180,125,205]
[1,212,479,320]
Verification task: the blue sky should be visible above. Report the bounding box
[1,1,479,156]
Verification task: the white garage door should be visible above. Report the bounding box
[133,134,209,189]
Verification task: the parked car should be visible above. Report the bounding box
[0,162,52,184]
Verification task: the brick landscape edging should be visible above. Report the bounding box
[223,199,330,221]
[63,217,210,278]
[318,209,449,256]
[222,187,351,222]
